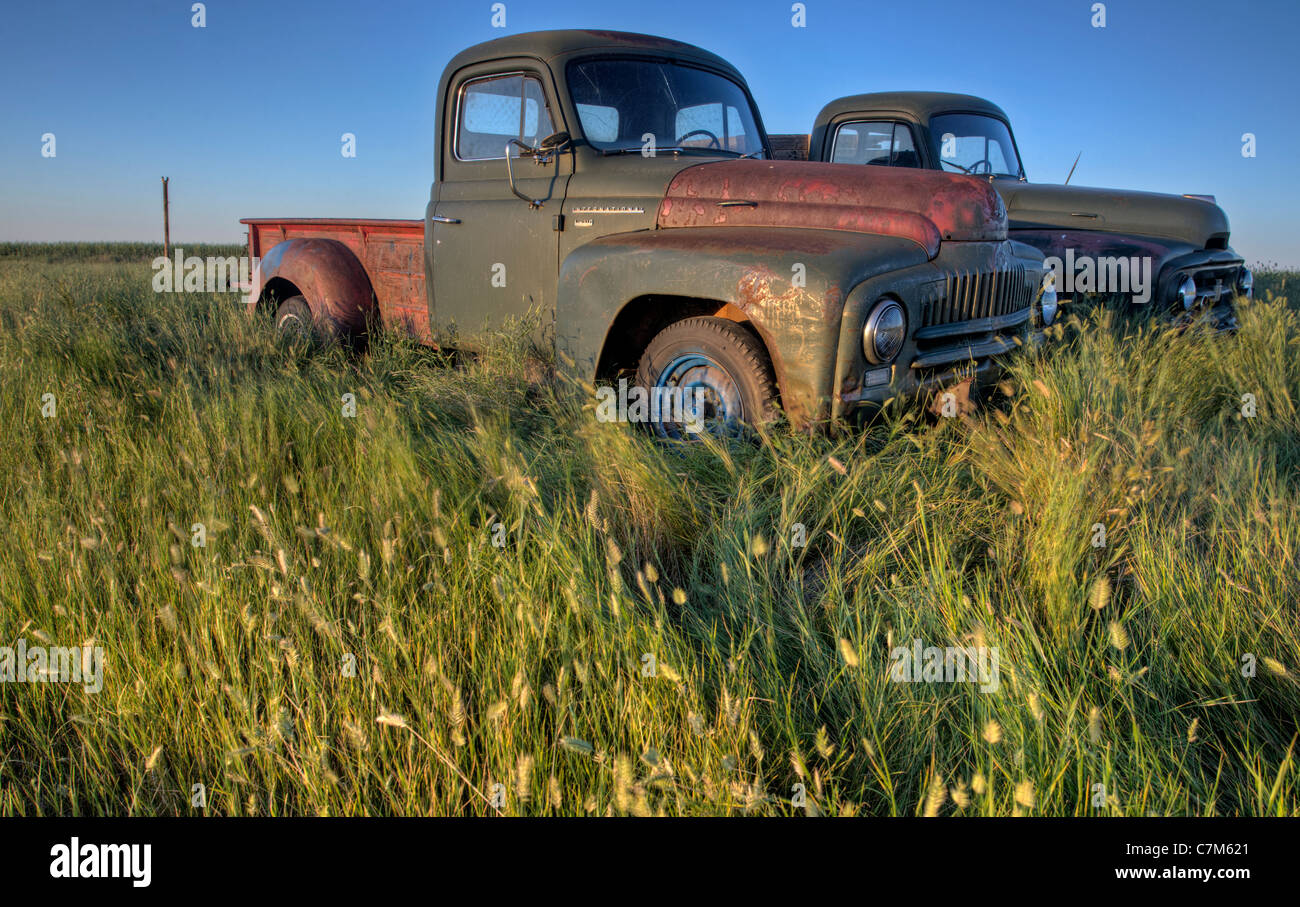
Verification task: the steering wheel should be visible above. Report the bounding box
[941,158,992,175]
[676,128,721,149]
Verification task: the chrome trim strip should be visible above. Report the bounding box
[911,334,1019,369]
[914,307,1031,341]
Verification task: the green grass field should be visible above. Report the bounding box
[0,244,1296,816]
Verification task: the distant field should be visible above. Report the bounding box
[0,241,247,264]
[1254,268,1295,304]
[0,244,1296,816]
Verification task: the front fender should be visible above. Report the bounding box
[556,227,930,424]
[246,238,376,335]
[1010,228,1243,306]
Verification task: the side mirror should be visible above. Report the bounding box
[537,131,570,157]
[505,132,570,208]
[505,139,543,208]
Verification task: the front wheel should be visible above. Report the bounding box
[633,316,779,437]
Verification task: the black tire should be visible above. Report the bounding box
[273,295,336,348]
[633,316,779,437]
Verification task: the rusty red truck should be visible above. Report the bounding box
[243,30,1054,433]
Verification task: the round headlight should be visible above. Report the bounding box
[1040,274,1058,326]
[863,299,906,364]
[1238,268,1253,299]
[1177,276,1197,310]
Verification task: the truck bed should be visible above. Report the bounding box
[768,134,811,161]
[241,218,429,339]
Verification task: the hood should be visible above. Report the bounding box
[997,181,1230,248]
[657,160,1007,258]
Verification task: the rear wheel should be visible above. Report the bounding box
[273,295,337,349]
[633,316,779,437]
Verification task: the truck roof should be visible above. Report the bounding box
[444,29,745,81]
[813,92,1010,131]
[432,29,762,189]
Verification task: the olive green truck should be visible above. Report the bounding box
[243,31,1054,433]
[772,92,1250,326]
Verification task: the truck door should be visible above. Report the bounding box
[430,65,571,348]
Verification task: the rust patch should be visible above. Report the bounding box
[732,265,835,425]
[734,266,817,326]
[821,283,844,325]
[658,159,1007,255]
[593,226,866,258]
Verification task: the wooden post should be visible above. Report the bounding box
[161,177,170,259]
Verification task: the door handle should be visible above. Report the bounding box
[431,215,461,224]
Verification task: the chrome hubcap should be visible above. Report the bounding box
[277,312,308,344]
[654,354,743,436]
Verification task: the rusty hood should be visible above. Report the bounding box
[656,160,1007,257]
[996,181,1231,248]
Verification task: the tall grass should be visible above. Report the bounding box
[0,246,1296,816]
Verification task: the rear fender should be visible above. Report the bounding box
[556,227,930,425]
[246,238,376,335]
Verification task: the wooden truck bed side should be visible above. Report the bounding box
[241,218,429,339]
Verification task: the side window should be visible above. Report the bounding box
[832,121,890,165]
[457,73,555,161]
[831,121,919,167]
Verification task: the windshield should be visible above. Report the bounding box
[928,113,1022,178]
[566,58,765,157]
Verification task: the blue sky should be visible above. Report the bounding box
[2,0,1296,265]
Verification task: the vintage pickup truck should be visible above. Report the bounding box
[243,32,1054,432]
[772,92,1249,323]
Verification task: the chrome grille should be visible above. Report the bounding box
[921,266,1033,328]
[909,265,1037,371]
[1190,266,1241,304]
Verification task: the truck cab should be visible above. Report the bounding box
[245,33,1054,433]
